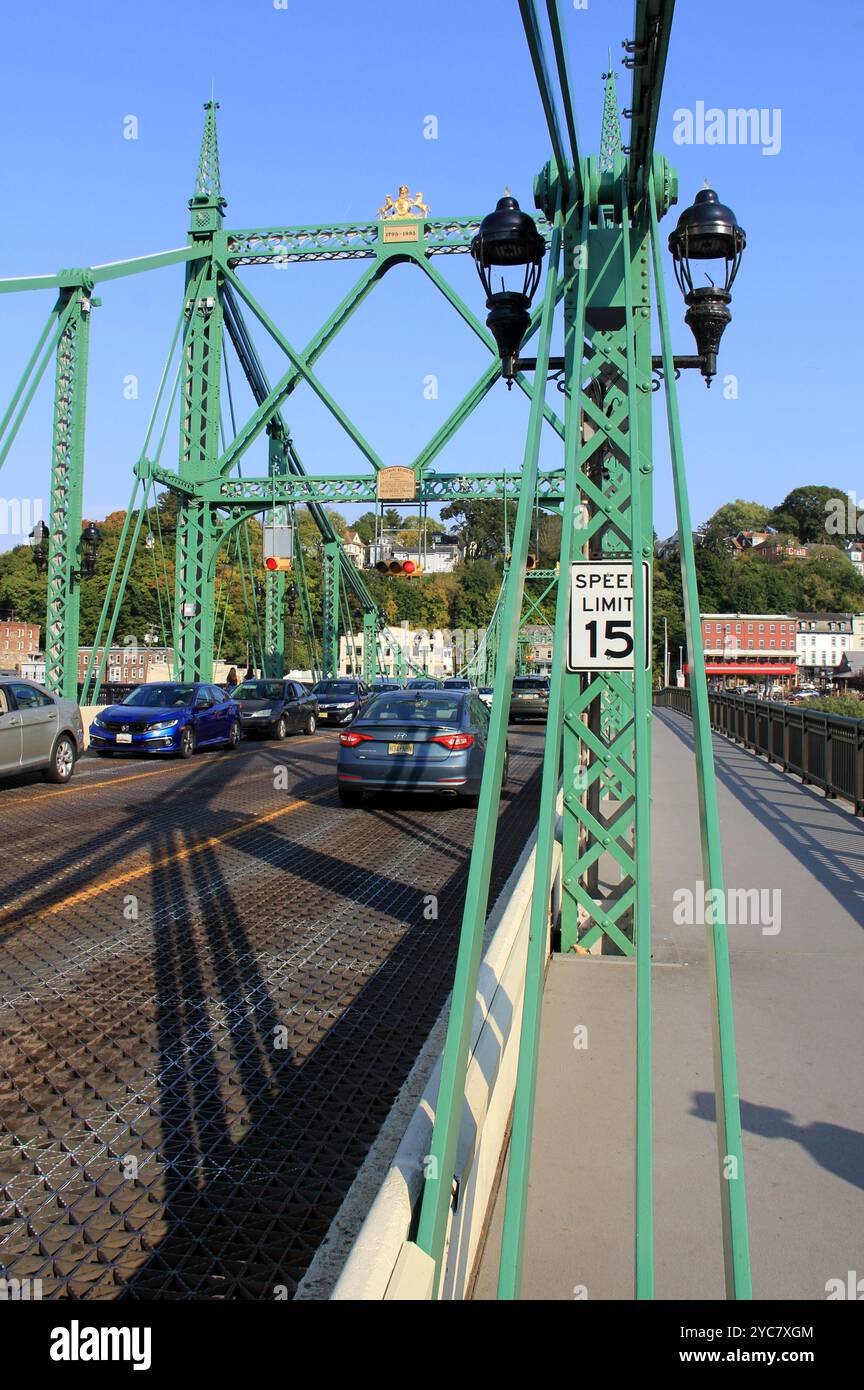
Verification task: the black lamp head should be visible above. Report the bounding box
[81,521,102,576]
[471,195,546,298]
[472,194,546,383]
[29,520,50,572]
[668,187,746,385]
[668,187,746,295]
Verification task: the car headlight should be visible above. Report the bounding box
[149,719,180,731]
[92,716,106,729]
[246,709,270,718]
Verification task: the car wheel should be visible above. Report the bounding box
[274,716,287,741]
[304,713,316,735]
[338,786,363,806]
[226,720,241,750]
[44,733,76,784]
[177,726,195,759]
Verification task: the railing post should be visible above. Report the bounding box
[826,718,834,799]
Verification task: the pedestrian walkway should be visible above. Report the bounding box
[473,709,864,1299]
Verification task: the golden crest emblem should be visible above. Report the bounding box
[378,184,429,219]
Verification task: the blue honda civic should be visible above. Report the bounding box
[89,682,241,758]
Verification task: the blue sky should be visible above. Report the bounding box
[0,0,859,550]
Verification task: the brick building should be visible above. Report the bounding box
[77,645,174,685]
[0,619,40,672]
[698,614,799,685]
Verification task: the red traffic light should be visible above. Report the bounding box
[375,558,422,577]
[265,556,278,571]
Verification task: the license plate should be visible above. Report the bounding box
[116,733,133,744]
[388,742,413,755]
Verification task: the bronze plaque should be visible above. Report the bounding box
[381,222,420,244]
[377,467,417,501]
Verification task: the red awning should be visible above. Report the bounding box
[693,663,798,675]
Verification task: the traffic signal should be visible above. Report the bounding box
[374,559,422,577]
[264,555,293,572]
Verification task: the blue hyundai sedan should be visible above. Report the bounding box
[336,689,508,806]
[89,682,241,758]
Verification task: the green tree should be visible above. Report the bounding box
[700,499,773,549]
[770,486,849,545]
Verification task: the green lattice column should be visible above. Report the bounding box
[45,275,94,698]
[559,186,653,955]
[263,435,287,677]
[362,611,378,683]
[322,541,340,677]
[174,100,226,681]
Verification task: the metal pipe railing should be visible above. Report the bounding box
[653,688,864,815]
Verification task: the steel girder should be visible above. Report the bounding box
[45,278,94,698]
[174,252,223,681]
[321,541,340,679]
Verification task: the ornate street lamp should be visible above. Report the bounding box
[28,520,49,573]
[668,186,746,386]
[81,521,102,579]
[471,193,546,386]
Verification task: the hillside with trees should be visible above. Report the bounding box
[654,485,864,670]
[2,483,860,675]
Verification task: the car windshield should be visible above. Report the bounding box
[122,684,195,708]
[407,679,437,688]
[443,680,470,688]
[313,681,357,695]
[362,693,462,724]
[234,680,283,699]
[513,678,549,690]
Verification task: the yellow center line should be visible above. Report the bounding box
[0,735,335,807]
[3,788,332,922]
[2,762,186,806]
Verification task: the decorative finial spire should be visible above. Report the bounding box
[190,98,226,215]
[599,49,622,172]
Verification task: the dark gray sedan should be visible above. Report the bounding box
[0,678,84,784]
[231,677,318,738]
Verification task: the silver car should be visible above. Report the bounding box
[0,678,84,784]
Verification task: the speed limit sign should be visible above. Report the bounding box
[567,560,651,672]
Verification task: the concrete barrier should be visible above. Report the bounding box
[296,805,562,1301]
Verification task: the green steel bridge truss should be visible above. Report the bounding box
[0,0,751,1301]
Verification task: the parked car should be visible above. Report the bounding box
[509,675,550,722]
[89,682,241,757]
[0,677,84,785]
[311,678,371,727]
[336,688,506,806]
[231,677,317,738]
[478,686,494,710]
